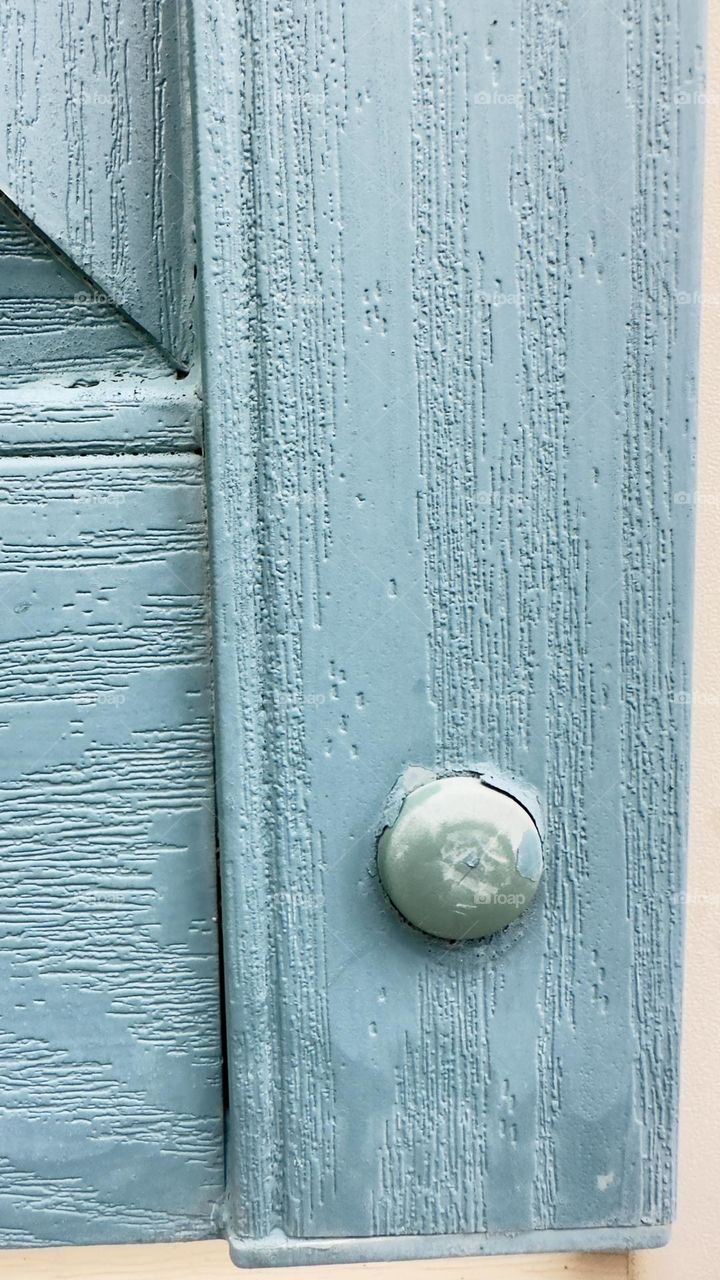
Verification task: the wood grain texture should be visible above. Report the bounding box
[0,0,194,364]
[0,197,174,387]
[0,455,223,1245]
[0,197,199,452]
[631,2,720,1274]
[0,378,201,456]
[190,0,703,1260]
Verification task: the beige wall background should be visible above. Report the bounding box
[1,2,718,1278]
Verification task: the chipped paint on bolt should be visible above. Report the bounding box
[377,769,544,940]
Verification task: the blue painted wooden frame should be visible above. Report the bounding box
[189,0,705,1263]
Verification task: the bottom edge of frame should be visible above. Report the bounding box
[228,1223,669,1267]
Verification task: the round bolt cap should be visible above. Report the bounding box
[377,774,542,941]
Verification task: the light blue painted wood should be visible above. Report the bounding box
[190,0,704,1262]
[0,376,201,456]
[0,196,173,387]
[0,0,195,365]
[229,1224,670,1268]
[0,76,221,1245]
[0,196,200,453]
[0,455,223,1245]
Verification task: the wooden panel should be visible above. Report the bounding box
[0,0,194,364]
[0,197,171,387]
[0,455,223,1246]
[190,0,703,1264]
[0,196,198,455]
[0,379,200,456]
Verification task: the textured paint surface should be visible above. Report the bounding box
[0,378,201,456]
[190,0,703,1259]
[0,198,173,387]
[0,197,199,454]
[0,0,194,364]
[0,114,222,1244]
[0,455,223,1245]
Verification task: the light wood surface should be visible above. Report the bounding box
[0,1241,628,1279]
